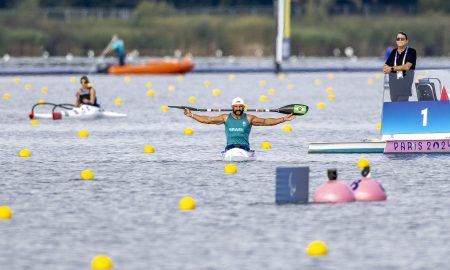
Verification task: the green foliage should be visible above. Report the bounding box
[291,28,346,55]
[0,7,449,56]
[301,0,336,23]
[133,0,176,22]
[14,0,40,26]
[16,0,39,10]
[2,29,47,55]
[7,29,45,43]
[418,0,450,13]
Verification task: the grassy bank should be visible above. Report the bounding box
[0,9,448,57]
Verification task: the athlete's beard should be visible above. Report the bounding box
[233,109,243,115]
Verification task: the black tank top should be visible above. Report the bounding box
[79,88,98,107]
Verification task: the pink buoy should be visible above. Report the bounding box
[351,167,387,202]
[313,169,355,203]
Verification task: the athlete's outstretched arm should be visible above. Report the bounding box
[184,108,226,125]
[249,113,295,126]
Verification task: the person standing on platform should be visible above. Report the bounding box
[383,32,417,102]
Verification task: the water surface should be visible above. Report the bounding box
[1,71,450,270]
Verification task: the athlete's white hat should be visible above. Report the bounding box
[231,97,245,105]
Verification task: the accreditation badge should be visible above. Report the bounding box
[396,71,404,79]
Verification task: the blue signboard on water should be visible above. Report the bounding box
[382,101,450,135]
[275,167,309,204]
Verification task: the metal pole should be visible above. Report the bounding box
[274,0,284,73]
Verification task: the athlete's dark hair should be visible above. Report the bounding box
[80,76,90,84]
[397,31,408,40]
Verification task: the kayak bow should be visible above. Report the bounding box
[222,148,256,162]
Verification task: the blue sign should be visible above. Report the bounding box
[275,167,309,204]
[382,101,450,135]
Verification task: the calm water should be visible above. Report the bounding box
[1,70,450,270]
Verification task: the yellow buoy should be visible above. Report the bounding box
[326,87,334,94]
[24,83,32,90]
[306,241,328,256]
[30,120,39,126]
[228,74,236,81]
[260,141,272,149]
[41,87,49,93]
[146,90,155,97]
[368,78,375,85]
[69,76,76,83]
[168,85,176,91]
[114,98,123,105]
[188,96,197,103]
[377,122,382,129]
[357,159,370,168]
[179,197,196,211]
[244,104,249,110]
[87,83,93,88]
[314,79,322,86]
[19,149,31,157]
[144,145,155,153]
[13,77,21,83]
[327,73,334,80]
[224,164,237,174]
[177,75,184,81]
[160,105,169,112]
[259,95,268,102]
[259,80,267,87]
[268,88,276,95]
[123,76,131,83]
[184,127,194,135]
[203,80,211,87]
[374,73,382,79]
[80,170,95,180]
[3,93,11,100]
[282,125,293,133]
[146,82,153,88]
[287,83,294,90]
[212,89,220,96]
[38,99,45,105]
[78,130,89,138]
[328,95,336,100]
[278,73,286,80]
[91,255,113,270]
[0,206,13,219]
[317,102,326,109]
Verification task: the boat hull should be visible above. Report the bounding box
[108,59,194,75]
[30,105,126,120]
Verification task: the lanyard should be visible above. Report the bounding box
[394,47,408,67]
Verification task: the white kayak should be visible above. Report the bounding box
[29,104,126,120]
[222,148,256,162]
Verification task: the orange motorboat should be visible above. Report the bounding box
[107,58,194,75]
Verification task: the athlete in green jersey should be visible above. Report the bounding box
[183,97,296,151]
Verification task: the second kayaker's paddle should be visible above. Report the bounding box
[168,104,309,116]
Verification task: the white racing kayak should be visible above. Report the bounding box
[222,148,256,162]
[29,103,126,120]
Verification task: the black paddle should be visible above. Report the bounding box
[168,104,309,116]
